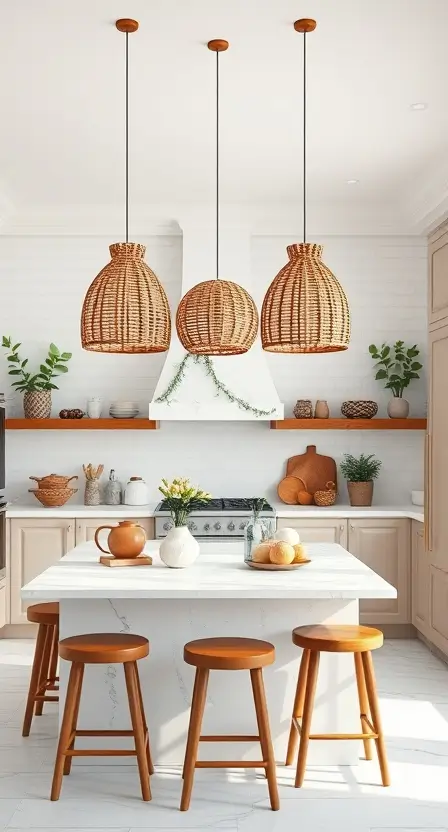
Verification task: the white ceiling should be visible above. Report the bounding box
[1,0,448,233]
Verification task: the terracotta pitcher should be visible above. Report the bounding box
[94,520,146,559]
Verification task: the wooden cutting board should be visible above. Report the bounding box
[286,445,337,495]
[277,475,306,505]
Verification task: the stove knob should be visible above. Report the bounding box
[239,521,247,531]
[163,521,173,532]
[204,523,211,532]
[228,522,235,531]
[214,522,222,531]
[187,521,197,532]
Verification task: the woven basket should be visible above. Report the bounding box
[29,474,78,489]
[314,481,337,507]
[81,242,171,354]
[29,488,78,507]
[176,280,258,355]
[23,391,51,419]
[341,400,378,419]
[261,243,350,353]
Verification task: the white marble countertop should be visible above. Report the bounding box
[5,501,424,522]
[21,540,397,601]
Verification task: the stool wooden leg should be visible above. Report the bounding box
[48,623,59,684]
[250,668,280,811]
[362,651,390,787]
[354,652,373,761]
[180,667,209,812]
[295,650,320,788]
[63,662,84,775]
[182,667,199,779]
[51,662,83,800]
[124,662,151,801]
[286,648,310,766]
[35,624,53,716]
[22,622,48,736]
[134,662,154,776]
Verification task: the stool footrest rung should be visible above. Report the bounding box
[292,716,378,741]
[34,695,58,702]
[66,749,138,757]
[74,729,136,737]
[195,760,267,769]
[199,734,260,742]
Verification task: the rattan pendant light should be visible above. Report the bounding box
[261,19,350,354]
[176,39,258,356]
[81,19,171,354]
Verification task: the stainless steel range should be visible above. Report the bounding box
[154,498,275,540]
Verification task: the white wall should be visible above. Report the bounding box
[1,233,427,504]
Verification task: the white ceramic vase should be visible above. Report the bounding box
[387,397,409,419]
[159,525,199,569]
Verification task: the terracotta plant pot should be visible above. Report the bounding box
[94,520,146,559]
[23,390,51,419]
[347,481,374,507]
[387,397,409,419]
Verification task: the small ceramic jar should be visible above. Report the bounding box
[124,476,149,506]
[293,399,313,419]
[314,400,329,418]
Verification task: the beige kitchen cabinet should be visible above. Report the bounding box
[348,519,410,625]
[429,223,448,327]
[9,518,75,624]
[75,517,155,544]
[411,520,429,637]
[0,580,6,629]
[429,565,448,655]
[276,518,348,548]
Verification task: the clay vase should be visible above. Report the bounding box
[387,397,409,419]
[347,481,374,507]
[314,400,329,418]
[94,520,146,559]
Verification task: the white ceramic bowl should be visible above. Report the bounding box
[411,490,424,506]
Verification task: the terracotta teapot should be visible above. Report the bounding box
[94,520,146,559]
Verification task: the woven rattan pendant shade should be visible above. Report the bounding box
[175,37,258,356]
[176,279,258,356]
[261,18,350,354]
[261,243,350,353]
[81,243,171,353]
[80,19,171,354]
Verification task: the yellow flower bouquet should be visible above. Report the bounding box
[158,478,212,527]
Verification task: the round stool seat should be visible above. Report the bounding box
[59,633,149,664]
[27,602,59,625]
[292,625,383,653]
[184,637,275,670]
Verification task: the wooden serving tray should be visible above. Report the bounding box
[99,556,153,567]
[247,559,311,571]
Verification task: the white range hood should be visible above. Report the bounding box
[149,221,283,421]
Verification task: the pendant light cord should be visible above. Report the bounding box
[216,50,220,279]
[303,31,307,244]
[125,31,129,243]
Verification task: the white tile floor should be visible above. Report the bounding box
[0,638,447,831]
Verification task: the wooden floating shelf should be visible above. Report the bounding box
[5,418,159,431]
[270,418,427,431]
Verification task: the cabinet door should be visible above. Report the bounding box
[429,566,448,655]
[0,581,6,629]
[75,517,155,544]
[276,518,347,548]
[411,521,429,636]
[10,518,75,624]
[348,519,410,625]
[429,225,448,326]
[427,324,448,570]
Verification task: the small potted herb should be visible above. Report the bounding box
[1,337,72,419]
[369,341,422,418]
[340,453,382,506]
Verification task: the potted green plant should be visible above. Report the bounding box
[369,341,422,418]
[1,337,72,419]
[158,477,211,568]
[340,453,382,507]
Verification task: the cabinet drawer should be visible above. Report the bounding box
[0,583,6,629]
[276,518,347,547]
[75,517,155,544]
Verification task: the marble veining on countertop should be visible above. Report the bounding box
[21,541,397,600]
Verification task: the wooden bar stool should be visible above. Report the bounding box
[181,636,279,812]
[22,602,59,736]
[286,625,390,787]
[51,633,153,802]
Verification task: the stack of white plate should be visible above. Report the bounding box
[109,401,139,419]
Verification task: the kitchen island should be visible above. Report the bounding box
[21,540,396,768]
